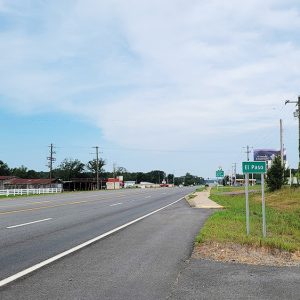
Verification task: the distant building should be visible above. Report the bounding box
[2,178,62,189]
[137,182,160,188]
[235,178,256,186]
[106,178,122,190]
[205,179,217,186]
[63,178,106,191]
[0,176,16,189]
[124,181,136,188]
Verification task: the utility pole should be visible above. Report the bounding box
[285,97,300,182]
[113,163,116,190]
[243,145,252,236]
[232,163,237,186]
[243,145,252,161]
[280,119,284,166]
[47,143,56,180]
[92,146,100,190]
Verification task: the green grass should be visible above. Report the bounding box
[196,186,300,252]
[0,193,51,199]
[195,186,206,192]
[214,185,261,193]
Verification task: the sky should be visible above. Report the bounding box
[0,0,299,178]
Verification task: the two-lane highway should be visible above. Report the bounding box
[0,187,195,284]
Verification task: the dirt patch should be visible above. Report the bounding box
[193,242,300,267]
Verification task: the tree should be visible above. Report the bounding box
[27,169,39,179]
[148,170,165,184]
[0,160,10,176]
[174,176,184,186]
[167,173,174,184]
[86,158,106,175]
[11,165,28,178]
[56,159,85,180]
[115,166,127,175]
[266,156,285,191]
[184,173,195,186]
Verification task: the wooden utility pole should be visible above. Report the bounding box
[93,146,100,190]
[243,145,252,236]
[280,119,284,166]
[113,163,116,190]
[285,96,300,182]
[47,143,56,180]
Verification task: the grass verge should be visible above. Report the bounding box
[196,186,300,252]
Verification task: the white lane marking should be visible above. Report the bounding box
[145,196,151,198]
[109,203,123,207]
[6,218,52,229]
[0,196,185,288]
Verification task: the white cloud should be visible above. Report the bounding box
[0,0,299,158]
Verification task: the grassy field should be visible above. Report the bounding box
[196,186,300,252]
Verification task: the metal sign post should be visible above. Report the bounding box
[261,174,266,238]
[242,161,267,237]
[245,173,250,235]
[215,169,224,190]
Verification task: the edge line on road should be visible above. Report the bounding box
[0,196,186,288]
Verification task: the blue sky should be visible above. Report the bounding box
[0,0,299,177]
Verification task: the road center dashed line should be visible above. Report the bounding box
[0,196,186,288]
[109,203,123,207]
[6,218,52,229]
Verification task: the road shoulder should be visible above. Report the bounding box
[169,258,300,300]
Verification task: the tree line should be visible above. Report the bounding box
[0,159,204,186]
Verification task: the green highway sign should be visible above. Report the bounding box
[216,170,224,178]
[242,161,266,174]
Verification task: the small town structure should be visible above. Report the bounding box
[106,178,122,190]
[0,177,63,197]
[1,177,62,189]
[124,181,136,188]
[235,178,256,186]
[63,178,106,191]
[0,176,16,189]
[137,182,160,188]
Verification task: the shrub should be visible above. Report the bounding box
[266,156,285,191]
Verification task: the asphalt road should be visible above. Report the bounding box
[0,187,196,282]
[0,191,213,299]
[1,187,299,299]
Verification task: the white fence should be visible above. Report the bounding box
[0,188,63,197]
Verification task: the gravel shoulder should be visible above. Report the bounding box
[193,241,300,267]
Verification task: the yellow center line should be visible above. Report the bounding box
[27,201,52,205]
[0,200,53,209]
[0,191,155,215]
